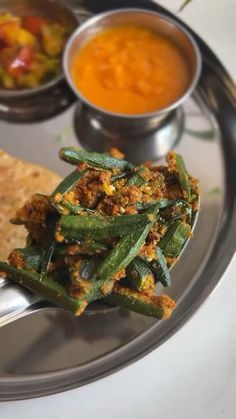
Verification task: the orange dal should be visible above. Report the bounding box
[71,25,190,114]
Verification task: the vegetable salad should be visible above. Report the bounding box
[0,12,70,89]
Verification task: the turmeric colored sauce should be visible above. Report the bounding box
[71,25,190,115]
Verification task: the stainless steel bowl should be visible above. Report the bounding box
[64,8,202,162]
[0,0,78,121]
[0,0,78,98]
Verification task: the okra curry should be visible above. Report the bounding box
[71,25,190,114]
[0,148,199,319]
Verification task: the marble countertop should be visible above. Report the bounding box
[1,0,236,417]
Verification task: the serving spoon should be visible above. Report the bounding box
[0,210,199,327]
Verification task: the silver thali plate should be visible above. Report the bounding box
[0,0,235,400]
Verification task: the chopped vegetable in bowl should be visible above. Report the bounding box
[0,12,70,89]
[0,148,199,319]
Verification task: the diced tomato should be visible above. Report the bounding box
[8,45,35,77]
[22,16,48,36]
[18,45,35,66]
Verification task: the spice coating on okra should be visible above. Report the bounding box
[0,149,199,319]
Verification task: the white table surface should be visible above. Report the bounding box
[1,0,236,417]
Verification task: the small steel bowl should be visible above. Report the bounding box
[0,0,78,122]
[64,8,202,162]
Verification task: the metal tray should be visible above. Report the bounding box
[0,0,235,401]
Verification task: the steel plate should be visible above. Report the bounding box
[0,0,235,400]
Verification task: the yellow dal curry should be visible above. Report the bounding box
[71,25,190,114]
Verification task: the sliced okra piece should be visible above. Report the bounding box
[50,169,86,213]
[147,246,171,287]
[97,224,151,287]
[167,152,191,201]
[158,220,191,258]
[56,213,155,242]
[8,246,44,272]
[104,285,176,319]
[68,258,94,286]
[8,239,107,274]
[79,258,101,280]
[8,220,57,274]
[95,204,162,293]
[111,172,127,182]
[135,198,174,212]
[59,147,134,172]
[126,167,149,187]
[51,169,86,198]
[69,257,101,286]
[56,240,108,256]
[126,257,155,294]
[161,199,192,224]
[90,204,161,295]
[55,200,96,216]
[0,262,89,315]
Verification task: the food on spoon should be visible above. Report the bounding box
[0,148,199,319]
[0,12,71,89]
[0,149,61,260]
[71,25,190,114]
